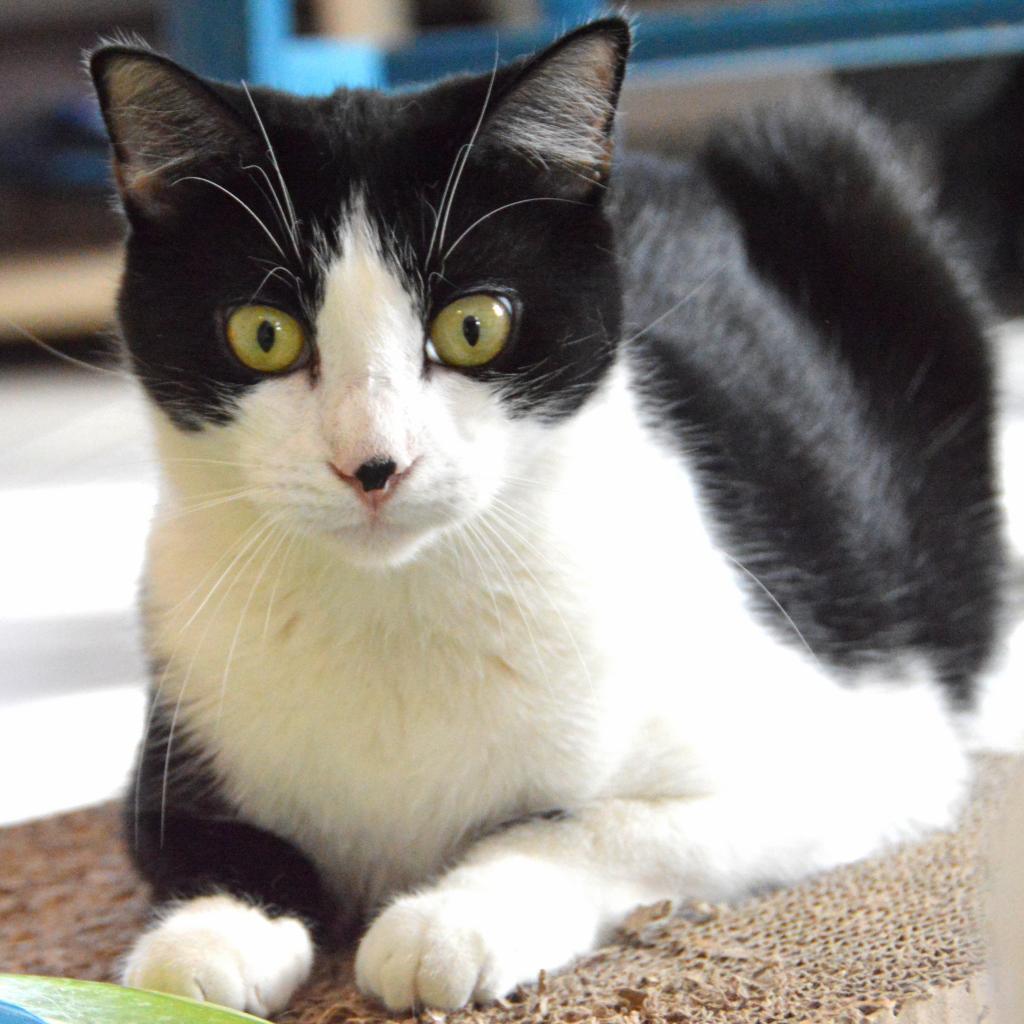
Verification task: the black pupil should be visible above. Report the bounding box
[462,315,481,347]
[257,319,276,353]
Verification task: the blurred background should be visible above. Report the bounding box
[3,0,1024,826]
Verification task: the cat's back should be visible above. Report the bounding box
[610,90,1004,699]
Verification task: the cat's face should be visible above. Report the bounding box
[92,21,628,566]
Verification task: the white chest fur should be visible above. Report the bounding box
[142,368,890,907]
[144,371,718,901]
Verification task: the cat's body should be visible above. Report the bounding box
[89,20,1016,1017]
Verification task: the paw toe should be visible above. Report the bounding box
[122,896,313,1016]
[356,895,493,1012]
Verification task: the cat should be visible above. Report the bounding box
[88,17,1018,1017]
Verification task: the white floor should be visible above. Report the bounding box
[1,326,1023,827]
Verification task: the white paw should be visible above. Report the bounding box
[355,890,540,1012]
[122,894,314,1017]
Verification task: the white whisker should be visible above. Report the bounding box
[624,266,725,346]
[431,43,501,267]
[480,503,595,693]
[158,514,279,845]
[242,83,302,263]
[173,174,287,260]
[2,317,128,379]
[262,527,302,646]
[473,514,547,671]
[455,522,509,650]
[214,523,288,732]
[175,512,277,636]
[442,197,584,264]
[722,552,821,665]
[242,160,297,261]
[249,263,296,304]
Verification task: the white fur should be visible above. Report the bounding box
[121,895,313,1016]
[963,615,1024,752]
[960,329,1024,753]
[134,205,994,1012]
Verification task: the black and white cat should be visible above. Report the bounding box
[89,19,1019,1017]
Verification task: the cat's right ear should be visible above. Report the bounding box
[475,18,631,198]
[89,46,253,217]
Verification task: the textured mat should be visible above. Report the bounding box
[1,759,1016,1024]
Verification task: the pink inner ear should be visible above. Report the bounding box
[118,162,170,211]
[96,52,254,214]
[480,31,624,184]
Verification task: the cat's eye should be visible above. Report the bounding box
[226,305,307,373]
[427,294,512,368]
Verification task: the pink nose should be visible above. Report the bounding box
[329,457,405,507]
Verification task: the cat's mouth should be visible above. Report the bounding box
[308,485,459,567]
[275,461,471,567]
[319,514,441,568]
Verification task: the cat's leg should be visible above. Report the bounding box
[356,679,970,1011]
[120,707,331,1016]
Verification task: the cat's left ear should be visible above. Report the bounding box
[479,17,631,197]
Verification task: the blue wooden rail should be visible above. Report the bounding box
[165,0,1024,94]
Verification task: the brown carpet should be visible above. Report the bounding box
[1,759,1015,1024]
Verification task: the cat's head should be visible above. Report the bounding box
[90,20,630,567]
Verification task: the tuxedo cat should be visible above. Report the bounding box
[88,18,1015,1016]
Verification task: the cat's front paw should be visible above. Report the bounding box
[355,890,530,1012]
[121,894,314,1017]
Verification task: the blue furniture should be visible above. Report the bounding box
[166,0,1024,94]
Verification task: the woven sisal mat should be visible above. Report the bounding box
[1,759,1017,1024]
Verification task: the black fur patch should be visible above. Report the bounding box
[612,92,1003,703]
[126,692,340,940]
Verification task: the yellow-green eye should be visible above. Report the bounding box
[428,294,512,368]
[226,305,307,373]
